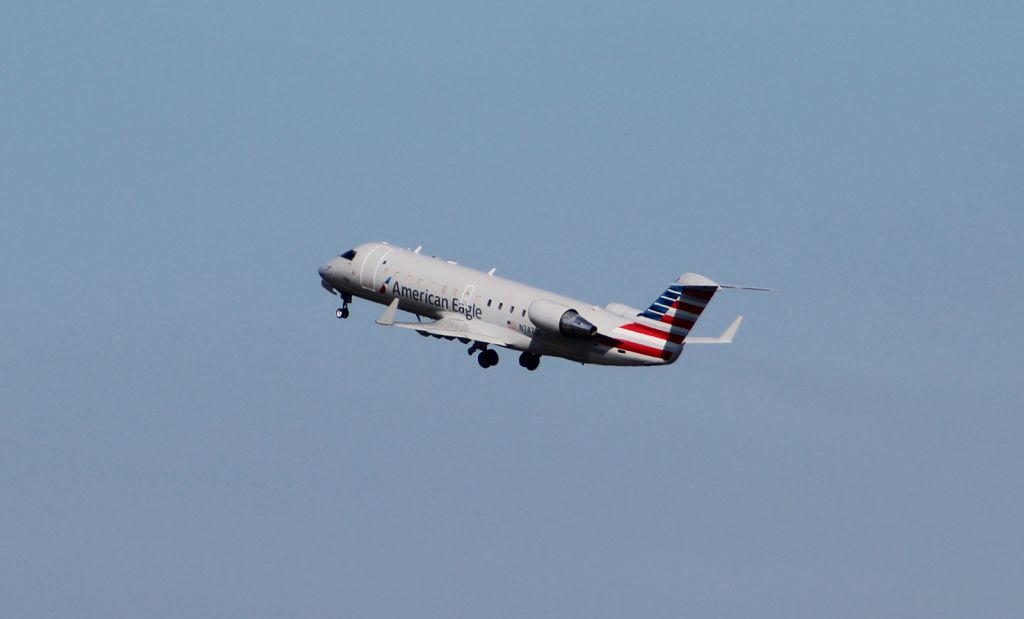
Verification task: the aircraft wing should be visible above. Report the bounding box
[376,299,518,347]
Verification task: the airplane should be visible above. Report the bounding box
[318,242,767,370]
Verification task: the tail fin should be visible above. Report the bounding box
[638,272,719,339]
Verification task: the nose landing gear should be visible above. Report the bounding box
[335,292,353,319]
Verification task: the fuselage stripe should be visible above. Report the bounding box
[636,315,691,334]
[599,335,674,360]
[620,323,686,344]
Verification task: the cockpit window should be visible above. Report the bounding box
[339,249,357,260]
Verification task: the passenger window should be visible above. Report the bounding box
[487,299,492,307]
[510,306,515,313]
[498,302,503,310]
[521,309,526,317]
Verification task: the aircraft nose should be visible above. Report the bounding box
[318,262,331,278]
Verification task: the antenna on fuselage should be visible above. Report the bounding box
[414,245,422,254]
[487,268,496,276]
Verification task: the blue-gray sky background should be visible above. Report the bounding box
[2,2,1022,617]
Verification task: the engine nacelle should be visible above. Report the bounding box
[604,302,642,318]
[528,299,598,337]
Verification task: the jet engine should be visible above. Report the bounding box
[528,299,597,337]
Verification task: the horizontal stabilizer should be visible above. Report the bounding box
[685,315,743,344]
[718,284,773,292]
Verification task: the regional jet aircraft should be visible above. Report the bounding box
[318,242,766,370]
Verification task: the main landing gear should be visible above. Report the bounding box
[467,342,541,371]
[335,292,352,319]
[467,341,499,368]
[518,352,541,371]
[477,349,499,368]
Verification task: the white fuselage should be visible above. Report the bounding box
[319,242,677,366]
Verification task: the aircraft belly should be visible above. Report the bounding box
[588,348,656,366]
[339,283,660,365]
[528,337,651,366]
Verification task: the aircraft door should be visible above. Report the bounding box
[359,246,393,291]
[461,285,475,306]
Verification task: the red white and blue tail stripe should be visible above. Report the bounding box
[602,273,720,363]
[638,273,718,337]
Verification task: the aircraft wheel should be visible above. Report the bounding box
[339,307,350,319]
[336,308,344,319]
[478,349,498,368]
[519,352,540,371]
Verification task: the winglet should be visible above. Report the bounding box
[377,298,400,326]
[685,315,743,344]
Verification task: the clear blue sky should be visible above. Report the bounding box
[2,2,1022,617]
